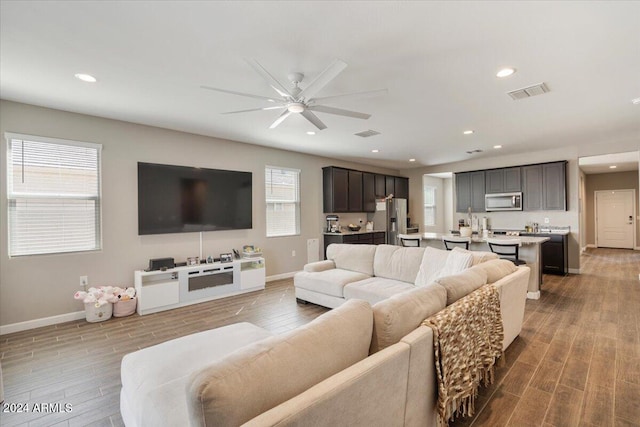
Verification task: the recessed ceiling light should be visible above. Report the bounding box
[632,97,640,105]
[371,149,379,153]
[74,73,97,83]
[496,68,516,78]
[306,131,316,135]
[409,158,416,162]
[493,145,502,149]
[609,165,617,169]
[463,130,474,135]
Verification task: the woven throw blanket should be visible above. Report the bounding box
[422,284,504,426]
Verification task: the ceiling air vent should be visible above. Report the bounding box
[507,82,549,100]
[354,129,381,138]
[466,149,483,154]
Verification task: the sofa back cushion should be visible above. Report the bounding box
[468,258,518,283]
[452,246,499,265]
[187,299,374,427]
[373,244,426,283]
[326,243,377,276]
[414,246,474,287]
[435,268,488,305]
[371,284,447,353]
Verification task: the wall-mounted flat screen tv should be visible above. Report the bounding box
[138,162,252,235]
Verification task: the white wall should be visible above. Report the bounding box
[0,100,397,327]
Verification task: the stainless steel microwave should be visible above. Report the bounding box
[485,192,523,211]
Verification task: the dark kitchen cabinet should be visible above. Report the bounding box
[385,176,395,197]
[394,177,409,201]
[486,167,521,193]
[541,234,568,275]
[374,174,386,198]
[323,167,349,213]
[363,173,376,212]
[523,162,566,211]
[348,170,363,212]
[455,171,485,212]
[542,162,566,210]
[323,231,386,259]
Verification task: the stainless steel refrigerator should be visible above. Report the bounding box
[373,198,407,245]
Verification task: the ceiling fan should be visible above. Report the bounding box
[201,59,387,130]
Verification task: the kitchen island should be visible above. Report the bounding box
[419,232,550,299]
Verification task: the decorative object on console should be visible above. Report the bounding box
[220,253,233,263]
[148,257,175,271]
[242,245,262,258]
[187,257,199,266]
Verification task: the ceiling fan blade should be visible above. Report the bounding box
[298,59,347,100]
[310,89,388,105]
[201,85,281,103]
[301,110,327,130]
[222,106,285,115]
[308,105,371,120]
[269,110,292,129]
[246,58,293,99]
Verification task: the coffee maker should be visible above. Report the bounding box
[326,215,340,233]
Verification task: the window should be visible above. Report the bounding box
[6,133,102,257]
[423,185,436,227]
[265,166,300,237]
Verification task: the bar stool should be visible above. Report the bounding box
[442,236,471,250]
[398,234,421,247]
[486,238,526,266]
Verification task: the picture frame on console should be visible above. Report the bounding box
[220,253,233,263]
[187,257,199,266]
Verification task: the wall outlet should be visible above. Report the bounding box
[544,218,550,224]
[80,275,88,289]
[291,250,296,257]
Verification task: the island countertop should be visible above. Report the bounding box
[418,232,550,245]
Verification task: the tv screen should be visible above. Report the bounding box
[138,162,252,235]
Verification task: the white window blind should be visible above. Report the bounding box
[265,166,300,237]
[423,185,436,227]
[6,133,102,257]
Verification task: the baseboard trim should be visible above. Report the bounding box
[527,291,541,300]
[586,244,597,248]
[0,311,86,336]
[568,268,581,274]
[266,271,297,282]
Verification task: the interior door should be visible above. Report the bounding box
[596,189,635,249]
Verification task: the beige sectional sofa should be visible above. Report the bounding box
[120,247,530,427]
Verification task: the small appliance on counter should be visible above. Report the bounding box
[326,215,340,233]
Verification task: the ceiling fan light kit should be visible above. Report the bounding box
[202,59,387,131]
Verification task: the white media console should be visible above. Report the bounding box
[133,257,265,315]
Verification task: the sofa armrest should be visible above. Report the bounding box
[494,266,530,350]
[304,260,336,273]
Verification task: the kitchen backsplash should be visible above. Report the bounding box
[454,210,575,232]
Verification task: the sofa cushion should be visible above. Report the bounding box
[373,245,425,283]
[294,269,371,298]
[468,258,518,283]
[414,247,450,286]
[344,277,416,305]
[326,243,377,276]
[187,299,374,427]
[435,268,488,305]
[452,246,499,265]
[439,248,474,277]
[370,284,447,352]
[120,322,274,427]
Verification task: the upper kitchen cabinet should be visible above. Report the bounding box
[363,173,376,212]
[348,170,363,212]
[455,171,485,212]
[385,175,395,197]
[542,161,567,210]
[485,167,521,193]
[394,177,409,200]
[323,167,349,213]
[374,174,386,198]
[522,161,567,211]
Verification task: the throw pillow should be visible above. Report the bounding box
[439,249,474,277]
[414,247,450,287]
[435,268,488,305]
[452,246,499,266]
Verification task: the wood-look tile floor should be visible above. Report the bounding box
[1,247,639,427]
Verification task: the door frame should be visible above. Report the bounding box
[594,189,636,249]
